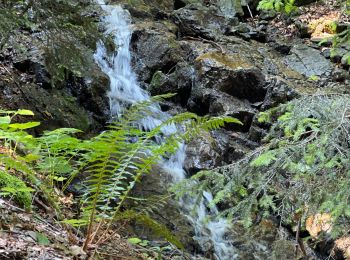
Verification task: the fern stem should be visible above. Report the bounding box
[95,164,149,246]
[82,157,110,251]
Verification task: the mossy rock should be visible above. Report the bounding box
[150,71,168,90]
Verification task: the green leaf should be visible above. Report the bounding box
[61,219,88,226]
[139,240,149,246]
[128,237,142,245]
[239,186,248,197]
[36,232,50,245]
[52,176,66,182]
[24,154,41,162]
[0,116,11,125]
[9,122,40,130]
[16,109,34,116]
[258,112,270,123]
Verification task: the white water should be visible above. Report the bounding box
[95,2,237,259]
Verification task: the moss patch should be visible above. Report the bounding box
[196,52,253,69]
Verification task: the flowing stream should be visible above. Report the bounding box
[95,1,238,259]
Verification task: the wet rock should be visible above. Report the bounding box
[131,23,185,83]
[129,165,200,252]
[0,78,94,133]
[172,4,238,39]
[184,132,223,174]
[116,0,174,15]
[332,68,350,82]
[341,52,350,68]
[272,240,300,259]
[268,40,292,55]
[149,62,194,105]
[321,48,331,59]
[284,44,334,78]
[259,10,277,21]
[226,23,267,42]
[261,76,299,109]
[184,129,253,173]
[66,70,110,125]
[330,47,348,63]
[294,21,312,39]
[13,59,51,89]
[217,0,244,18]
[248,124,268,143]
[195,51,267,102]
[188,87,257,131]
[11,42,52,90]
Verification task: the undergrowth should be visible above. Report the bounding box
[182,94,350,237]
[0,94,240,251]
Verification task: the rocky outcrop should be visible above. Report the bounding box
[194,51,267,102]
[172,3,238,39]
[0,33,109,133]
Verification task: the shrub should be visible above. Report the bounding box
[184,95,350,236]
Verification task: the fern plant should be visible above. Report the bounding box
[65,95,240,250]
[0,109,55,210]
[0,96,240,251]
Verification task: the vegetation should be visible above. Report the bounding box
[257,0,297,14]
[184,95,350,236]
[0,95,239,251]
[0,0,349,258]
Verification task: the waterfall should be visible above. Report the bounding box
[95,1,238,259]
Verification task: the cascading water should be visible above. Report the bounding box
[95,1,238,259]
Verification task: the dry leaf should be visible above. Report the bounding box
[305,213,332,238]
[333,237,350,259]
[59,193,73,207]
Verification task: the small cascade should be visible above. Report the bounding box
[95,1,238,259]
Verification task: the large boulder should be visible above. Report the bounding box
[172,3,238,39]
[195,51,267,102]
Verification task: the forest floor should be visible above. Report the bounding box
[0,197,147,259]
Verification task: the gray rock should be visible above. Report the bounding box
[172,4,238,39]
[217,0,244,18]
[188,88,257,131]
[184,132,223,174]
[284,44,334,78]
[262,76,299,110]
[131,23,185,82]
[195,51,267,102]
[149,62,194,105]
[330,47,348,63]
[341,52,350,68]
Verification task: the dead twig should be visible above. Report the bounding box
[295,216,307,258]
